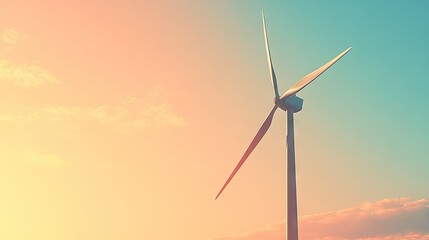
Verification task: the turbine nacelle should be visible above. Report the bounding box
[275,95,303,112]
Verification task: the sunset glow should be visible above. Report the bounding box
[1,1,428,239]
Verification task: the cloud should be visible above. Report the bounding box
[0,59,58,87]
[0,103,185,129]
[300,198,429,239]
[0,151,66,167]
[0,88,186,133]
[23,152,67,167]
[0,30,56,87]
[2,29,27,46]
[214,198,429,240]
[138,103,186,127]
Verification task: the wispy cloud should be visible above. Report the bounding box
[138,103,186,127]
[1,29,27,46]
[0,151,67,167]
[214,198,429,240]
[300,198,429,239]
[0,30,56,87]
[0,86,186,133]
[23,152,67,167]
[0,59,58,87]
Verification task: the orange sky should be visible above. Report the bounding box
[0,1,275,239]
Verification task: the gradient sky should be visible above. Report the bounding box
[0,1,428,240]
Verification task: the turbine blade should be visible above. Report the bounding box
[215,105,278,200]
[280,47,352,99]
[262,12,280,100]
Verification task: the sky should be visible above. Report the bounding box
[0,1,428,240]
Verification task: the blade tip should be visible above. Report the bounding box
[215,193,220,200]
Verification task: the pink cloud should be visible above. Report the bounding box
[215,198,429,240]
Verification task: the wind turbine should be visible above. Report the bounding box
[215,13,351,240]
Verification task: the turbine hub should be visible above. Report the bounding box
[277,95,303,112]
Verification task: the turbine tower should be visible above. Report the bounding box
[215,13,351,240]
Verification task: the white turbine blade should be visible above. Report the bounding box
[215,105,278,200]
[280,47,351,99]
[262,12,280,100]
